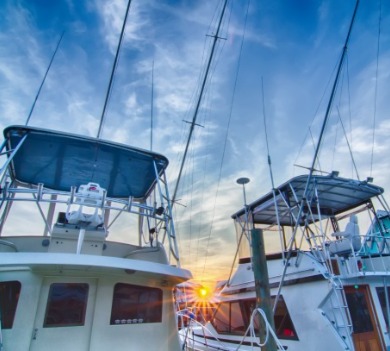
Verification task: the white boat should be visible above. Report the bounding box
[0,125,191,350]
[179,0,390,349]
[180,173,390,350]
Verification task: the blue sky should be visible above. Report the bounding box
[0,0,389,285]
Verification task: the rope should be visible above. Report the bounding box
[236,308,285,351]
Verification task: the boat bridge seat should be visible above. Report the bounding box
[66,182,105,228]
[328,215,362,256]
[49,210,107,254]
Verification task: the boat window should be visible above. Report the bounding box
[273,296,298,340]
[110,283,162,324]
[213,301,230,333]
[230,301,246,334]
[44,283,89,327]
[212,297,298,340]
[376,287,390,329]
[0,281,21,329]
[345,289,374,333]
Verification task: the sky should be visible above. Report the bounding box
[0,0,389,286]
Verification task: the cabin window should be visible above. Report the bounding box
[44,283,89,327]
[376,287,390,329]
[110,283,163,324]
[212,296,298,340]
[230,301,246,333]
[273,296,297,339]
[0,281,21,329]
[213,301,230,333]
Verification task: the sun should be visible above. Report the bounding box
[197,286,210,300]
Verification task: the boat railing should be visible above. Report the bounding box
[0,184,160,219]
[177,310,230,350]
[0,178,183,265]
[324,228,390,278]
[178,308,285,351]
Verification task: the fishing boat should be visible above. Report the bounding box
[0,125,191,350]
[180,173,390,351]
[180,1,390,350]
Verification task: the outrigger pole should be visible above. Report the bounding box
[25,31,65,126]
[273,0,360,311]
[172,0,229,204]
[97,0,133,139]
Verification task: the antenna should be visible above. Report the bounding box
[261,78,285,263]
[25,31,65,126]
[236,177,250,206]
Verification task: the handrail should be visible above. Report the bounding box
[0,186,159,220]
[0,180,181,264]
[178,307,285,351]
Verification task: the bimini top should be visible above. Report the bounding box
[3,125,169,200]
[232,174,384,226]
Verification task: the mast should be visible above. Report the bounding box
[171,0,229,204]
[97,0,133,139]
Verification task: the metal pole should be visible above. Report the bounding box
[25,31,65,126]
[251,228,277,351]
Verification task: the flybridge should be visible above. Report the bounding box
[0,125,180,263]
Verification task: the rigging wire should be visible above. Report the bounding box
[200,0,251,281]
[370,0,382,177]
[337,106,360,180]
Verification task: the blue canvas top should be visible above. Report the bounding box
[232,174,384,226]
[3,126,169,200]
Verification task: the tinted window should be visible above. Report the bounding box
[44,283,89,327]
[273,296,297,339]
[213,302,230,333]
[110,283,163,324]
[211,296,298,340]
[0,281,21,329]
[230,301,246,333]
